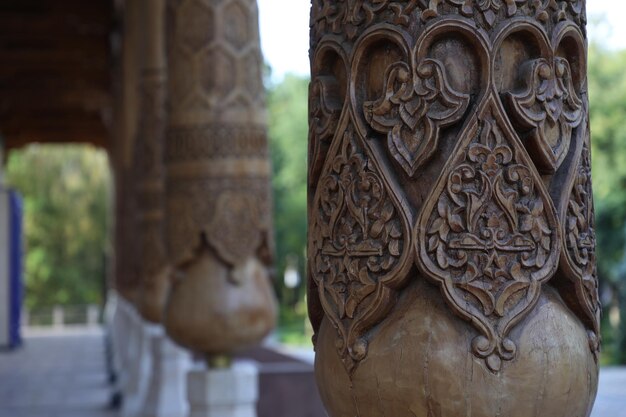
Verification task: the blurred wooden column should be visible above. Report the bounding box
[163,0,276,360]
[112,0,141,305]
[308,2,600,417]
[134,0,169,324]
[131,1,193,417]
[108,1,159,416]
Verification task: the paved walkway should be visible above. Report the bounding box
[593,367,626,417]
[0,328,117,417]
[0,328,624,417]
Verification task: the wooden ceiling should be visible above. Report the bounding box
[0,0,115,151]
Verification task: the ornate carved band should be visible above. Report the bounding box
[308,0,597,375]
[166,0,272,269]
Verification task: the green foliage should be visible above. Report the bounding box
[268,74,309,294]
[6,145,111,309]
[588,44,626,363]
[267,74,310,342]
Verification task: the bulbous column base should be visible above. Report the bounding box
[315,278,598,417]
[164,249,277,356]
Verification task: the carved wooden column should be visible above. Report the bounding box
[113,0,142,307]
[135,0,169,325]
[129,2,192,417]
[308,2,600,416]
[163,0,276,359]
[108,1,155,415]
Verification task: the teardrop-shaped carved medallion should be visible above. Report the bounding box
[416,93,561,372]
[309,119,413,374]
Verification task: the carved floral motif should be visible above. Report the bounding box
[363,58,469,177]
[417,96,560,372]
[530,0,585,25]
[310,0,587,47]
[310,0,422,44]
[310,123,410,373]
[424,0,526,27]
[504,57,583,173]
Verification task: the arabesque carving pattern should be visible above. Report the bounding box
[310,0,421,44]
[310,123,411,373]
[309,0,598,383]
[310,0,587,48]
[417,96,560,371]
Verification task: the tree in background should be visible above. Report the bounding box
[268,74,309,290]
[267,74,310,341]
[588,43,626,363]
[6,145,110,310]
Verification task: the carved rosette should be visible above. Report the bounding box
[309,122,412,373]
[416,95,561,372]
[309,0,598,390]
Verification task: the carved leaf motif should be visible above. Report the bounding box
[560,133,601,356]
[363,59,469,177]
[310,123,411,374]
[504,57,583,173]
[416,95,560,372]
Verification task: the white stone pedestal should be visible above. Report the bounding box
[187,361,259,417]
[122,317,157,417]
[110,295,131,403]
[141,329,191,417]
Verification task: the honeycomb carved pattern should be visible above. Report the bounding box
[178,0,214,53]
[224,1,250,49]
[167,0,264,113]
